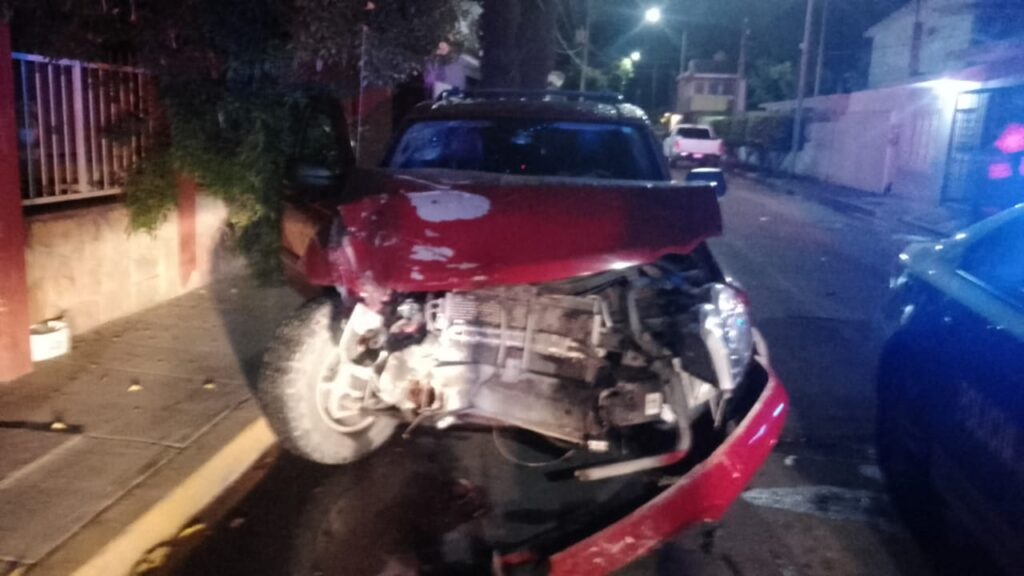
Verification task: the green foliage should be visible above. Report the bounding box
[607,57,636,93]
[746,113,793,152]
[292,0,460,86]
[709,112,795,173]
[709,118,727,140]
[710,115,747,149]
[713,113,793,153]
[563,57,634,94]
[161,83,305,278]
[746,59,794,111]
[123,150,177,234]
[10,0,462,279]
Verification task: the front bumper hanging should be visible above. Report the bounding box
[500,369,789,576]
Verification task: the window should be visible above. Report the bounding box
[675,127,712,139]
[693,81,706,95]
[388,119,663,181]
[959,215,1024,307]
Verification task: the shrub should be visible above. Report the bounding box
[746,113,794,152]
[123,150,178,234]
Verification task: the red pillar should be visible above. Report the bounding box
[0,23,32,381]
[177,176,197,287]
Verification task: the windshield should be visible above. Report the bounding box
[387,119,664,181]
[676,127,712,139]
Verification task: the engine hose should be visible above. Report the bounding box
[491,427,576,468]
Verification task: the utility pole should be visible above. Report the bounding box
[356,24,368,163]
[674,29,688,111]
[790,0,816,171]
[579,0,592,92]
[678,29,688,77]
[651,62,659,112]
[737,18,749,113]
[813,0,828,96]
[910,0,923,76]
[737,19,749,77]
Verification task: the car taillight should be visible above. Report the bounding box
[674,139,683,153]
[718,141,725,156]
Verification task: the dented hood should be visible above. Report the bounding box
[309,169,722,293]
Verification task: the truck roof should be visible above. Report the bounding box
[406,93,650,125]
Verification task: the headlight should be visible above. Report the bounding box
[699,284,754,392]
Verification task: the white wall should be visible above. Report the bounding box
[867,0,975,88]
[768,84,953,201]
[868,7,915,88]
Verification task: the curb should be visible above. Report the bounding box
[735,172,966,239]
[896,216,958,238]
[811,194,877,218]
[732,172,881,219]
[29,403,276,576]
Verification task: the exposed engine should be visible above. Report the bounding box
[324,255,755,478]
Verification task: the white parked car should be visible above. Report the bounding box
[663,124,724,168]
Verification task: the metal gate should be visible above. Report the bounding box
[942,91,988,204]
[12,53,153,206]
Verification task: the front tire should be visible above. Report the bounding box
[257,296,397,465]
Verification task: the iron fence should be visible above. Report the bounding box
[13,53,154,206]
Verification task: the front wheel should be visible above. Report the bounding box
[257,296,397,465]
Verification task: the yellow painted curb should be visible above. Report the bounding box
[68,417,275,576]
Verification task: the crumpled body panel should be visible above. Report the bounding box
[302,169,722,295]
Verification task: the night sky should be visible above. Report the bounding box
[563,0,906,107]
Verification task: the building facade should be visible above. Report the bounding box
[675,54,745,122]
[866,0,1024,88]
[755,0,1024,216]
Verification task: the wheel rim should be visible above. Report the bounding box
[314,341,377,434]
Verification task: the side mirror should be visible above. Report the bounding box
[685,168,728,198]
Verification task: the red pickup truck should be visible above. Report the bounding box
[260,91,787,575]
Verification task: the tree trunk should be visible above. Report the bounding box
[480,0,555,90]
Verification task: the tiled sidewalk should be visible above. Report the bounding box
[0,277,299,576]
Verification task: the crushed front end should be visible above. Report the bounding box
[265,169,787,573]
[330,249,769,477]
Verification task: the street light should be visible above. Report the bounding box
[641,7,687,75]
[630,51,642,62]
[639,7,679,114]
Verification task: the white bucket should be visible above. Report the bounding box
[30,320,72,362]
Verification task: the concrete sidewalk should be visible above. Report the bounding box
[736,171,976,237]
[0,277,299,576]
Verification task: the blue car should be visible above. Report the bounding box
[878,205,1024,574]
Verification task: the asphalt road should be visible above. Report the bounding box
[169,175,941,576]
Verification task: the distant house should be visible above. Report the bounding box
[675,52,745,121]
[865,0,1022,88]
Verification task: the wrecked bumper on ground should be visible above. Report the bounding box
[501,369,788,576]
